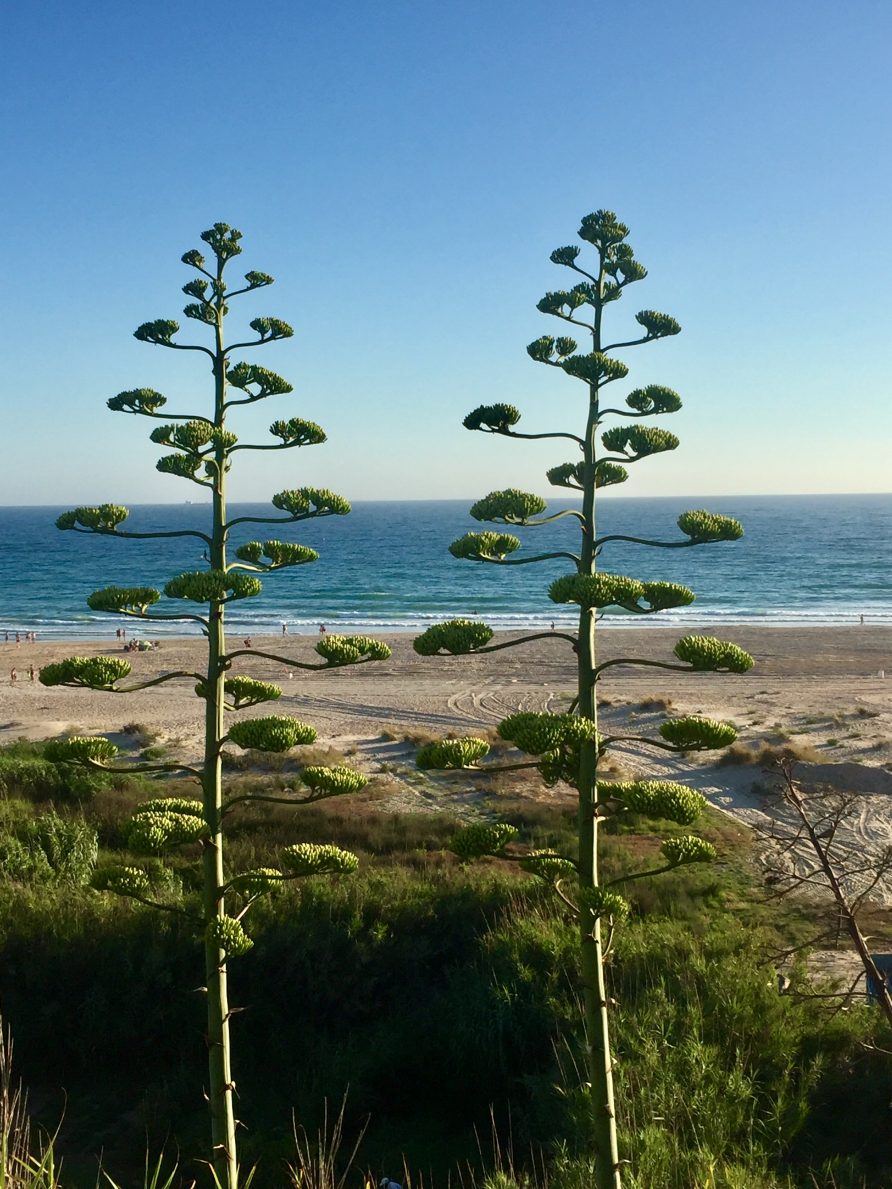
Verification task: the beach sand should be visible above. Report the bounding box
[2,625,891,903]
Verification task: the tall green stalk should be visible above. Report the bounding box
[40,224,390,1188]
[413,209,753,1186]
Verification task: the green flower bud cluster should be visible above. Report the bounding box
[229,867,283,896]
[595,461,629,488]
[635,310,681,338]
[578,210,630,249]
[546,462,584,489]
[470,489,547,524]
[244,270,274,288]
[87,586,161,613]
[300,765,368,796]
[549,245,581,266]
[536,291,588,317]
[599,780,706,825]
[549,572,645,611]
[578,886,630,922]
[182,278,209,300]
[416,737,490,769]
[413,619,494,656]
[673,635,755,673]
[616,259,647,283]
[601,425,680,459]
[449,532,521,561]
[677,510,744,543]
[136,797,204,818]
[227,716,317,752]
[56,504,129,532]
[451,822,518,860]
[92,865,152,897]
[181,249,206,269]
[156,454,204,480]
[661,836,717,866]
[134,319,179,345]
[462,403,522,432]
[602,241,647,284]
[520,850,577,879]
[207,916,253,957]
[128,809,207,853]
[315,634,391,665]
[499,712,599,756]
[560,352,629,384]
[235,540,319,568]
[164,570,262,602]
[659,716,737,750]
[107,388,167,414]
[526,335,580,363]
[640,582,696,611]
[226,363,293,397]
[40,655,132,689]
[625,386,683,415]
[200,223,243,259]
[249,316,293,340]
[150,421,214,453]
[537,743,581,788]
[211,429,237,450]
[195,676,282,708]
[184,301,219,325]
[272,487,351,517]
[44,735,118,765]
[269,418,327,446]
[280,843,359,876]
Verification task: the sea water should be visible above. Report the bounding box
[0,495,889,639]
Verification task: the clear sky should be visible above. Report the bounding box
[2,0,890,505]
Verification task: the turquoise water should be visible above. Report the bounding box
[0,495,889,639]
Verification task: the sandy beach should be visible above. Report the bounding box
[2,625,891,901]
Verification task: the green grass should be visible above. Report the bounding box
[1,746,891,1187]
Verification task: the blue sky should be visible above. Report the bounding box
[2,0,890,504]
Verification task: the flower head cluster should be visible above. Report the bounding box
[416,737,490,770]
[413,619,494,656]
[227,716,317,752]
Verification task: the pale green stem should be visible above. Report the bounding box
[576,248,621,1188]
[201,262,239,1189]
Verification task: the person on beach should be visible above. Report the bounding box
[282,623,288,635]
[319,623,326,634]
[244,638,253,648]
[15,632,20,644]
[29,665,35,681]
[10,668,16,684]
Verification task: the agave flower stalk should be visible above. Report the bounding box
[413,210,753,1187]
[41,225,390,1189]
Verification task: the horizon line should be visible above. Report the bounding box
[1,490,891,510]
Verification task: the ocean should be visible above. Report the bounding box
[0,495,890,640]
